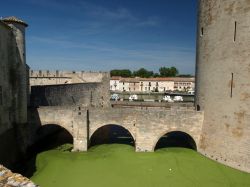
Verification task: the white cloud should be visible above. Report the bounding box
[79,2,161,28]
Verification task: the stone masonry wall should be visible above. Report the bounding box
[196,0,250,172]
[89,107,204,152]
[0,21,28,167]
[29,106,88,151]
[0,21,14,135]
[29,70,109,86]
[30,82,110,107]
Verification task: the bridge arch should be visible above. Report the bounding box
[33,124,74,152]
[89,124,135,147]
[154,130,197,151]
[39,123,74,137]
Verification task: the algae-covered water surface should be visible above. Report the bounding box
[30,144,250,187]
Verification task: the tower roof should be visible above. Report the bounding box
[2,16,28,27]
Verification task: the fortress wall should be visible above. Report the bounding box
[0,22,13,134]
[30,82,110,107]
[29,70,109,85]
[30,71,110,108]
[0,21,28,167]
[196,0,250,172]
[0,22,20,167]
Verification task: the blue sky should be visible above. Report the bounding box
[1,0,197,74]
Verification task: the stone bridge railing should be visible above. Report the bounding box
[30,106,204,152]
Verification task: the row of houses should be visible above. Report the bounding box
[110,77,195,92]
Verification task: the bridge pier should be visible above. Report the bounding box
[72,138,88,152]
[71,108,88,151]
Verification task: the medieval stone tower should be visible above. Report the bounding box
[196,0,250,172]
[2,17,28,124]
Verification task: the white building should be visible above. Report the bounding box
[139,78,175,92]
[110,77,195,92]
[119,78,140,92]
[173,77,195,91]
[110,76,120,91]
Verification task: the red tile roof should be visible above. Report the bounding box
[111,76,195,82]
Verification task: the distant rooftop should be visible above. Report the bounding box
[112,77,195,82]
[2,16,28,27]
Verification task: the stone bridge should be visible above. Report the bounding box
[32,106,204,152]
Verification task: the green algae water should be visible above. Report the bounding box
[31,144,250,187]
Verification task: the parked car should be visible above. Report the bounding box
[173,96,183,102]
[129,94,138,101]
[163,95,174,102]
[111,93,120,101]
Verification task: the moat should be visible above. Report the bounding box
[18,127,250,187]
[30,144,250,187]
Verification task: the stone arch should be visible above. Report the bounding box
[154,131,197,151]
[89,122,136,141]
[89,124,135,147]
[34,124,74,152]
[39,122,74,137]
[38,123,74,137]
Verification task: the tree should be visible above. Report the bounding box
[153,73,160,77]
[133,68,154,78]
[159,66,179,77]
[110,69,132,77]
[177,74,193,77]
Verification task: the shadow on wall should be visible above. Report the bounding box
[154,131,197,151]
[0,35,29,169]
[89,124,135,148]
[29,124,73,153]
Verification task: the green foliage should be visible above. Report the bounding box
[177,74,193,77]
[159,66,179,77]
[110,69,132,77]
[133,68,154,78]
[153,73,160,77]
[110,66,180,78]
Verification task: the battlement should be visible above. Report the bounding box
[30,70,109,77]
[29,70,110,86]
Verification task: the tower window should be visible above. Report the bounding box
[234,21,237,42]
[230,73,234,98]
[197,105,200,111]
[200,27,204,36]
[0,86,2,105]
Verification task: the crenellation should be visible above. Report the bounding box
[29,70,109,85]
